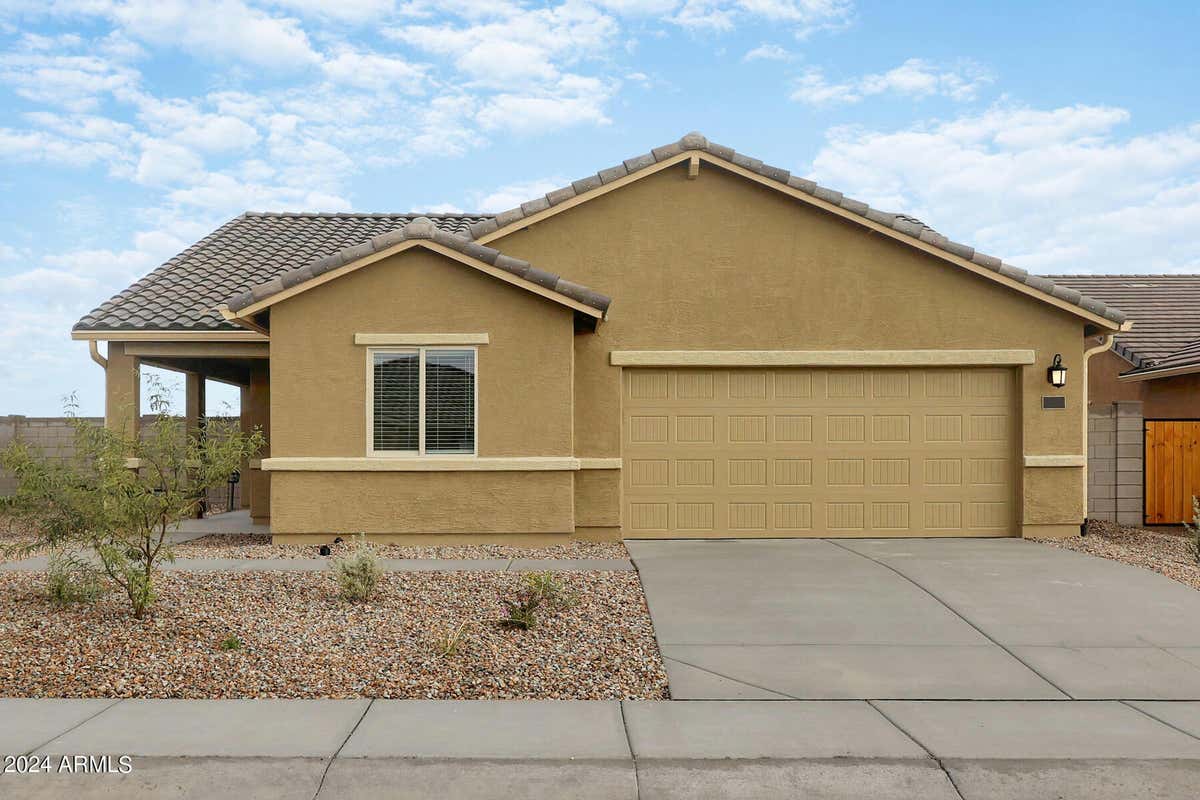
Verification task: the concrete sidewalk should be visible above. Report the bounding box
[2,698,1200,799]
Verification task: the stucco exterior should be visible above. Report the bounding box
[489,162,1090,538]
[266,246,577,537]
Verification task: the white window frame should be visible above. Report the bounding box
[366,345,479,458]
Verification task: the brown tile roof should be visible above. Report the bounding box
[224,217,611,316]
[73,213,491,331]
[1047,275,1200,367]
[1122,337,1200,378]
[468,132,1127,327]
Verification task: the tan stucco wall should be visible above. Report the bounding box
[266,246,576,535]
[1089,348,1200,419]
[491,160,1094,536]
[271,471,574,535]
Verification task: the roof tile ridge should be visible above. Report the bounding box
[224,216,610,316]
[465,131,1125,326]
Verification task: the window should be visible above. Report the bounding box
[370,348,476,455]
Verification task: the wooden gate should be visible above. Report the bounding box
[1144,420,1200,525]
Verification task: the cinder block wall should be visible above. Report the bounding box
[1087,401,1143,526]
[0,415,242,511]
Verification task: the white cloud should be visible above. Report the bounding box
[807,105,1200,274]
[743,43,791,61]
[268,0,396,22]
[792,58,992,105]
[474,177,568,213]
[321,50,428,91]
[0,50,139,111]
[386,2,619,88]
[671,0,853,35]
[418,202,465,213]
[134,140,204,186]
[476,75,615,134]
[111,0,319,69]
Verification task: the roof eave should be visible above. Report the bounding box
[222,238,608,322]
[1119,362,1200,382]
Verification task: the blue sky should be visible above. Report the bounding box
[1,0,1198,415]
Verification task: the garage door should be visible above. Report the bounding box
[622,367,1017,537]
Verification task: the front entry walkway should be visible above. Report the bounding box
[627,538,1200,700]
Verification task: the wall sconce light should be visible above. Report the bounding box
[1047,353,1067,388]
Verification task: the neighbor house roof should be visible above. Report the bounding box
[1048,275,1200,369]
[221,216,612,321]
[74,132,1129,336]
[73,213,491,332]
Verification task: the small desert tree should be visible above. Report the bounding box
[0,386,264,618]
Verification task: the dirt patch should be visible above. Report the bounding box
[173,534,629,561]
[1034,519,1200,591]
[0,570,668,700]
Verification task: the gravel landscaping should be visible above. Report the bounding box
[1035,519,1200,590]
[173,534,629,561]
[0,569,668,700]
[0,516,44,563]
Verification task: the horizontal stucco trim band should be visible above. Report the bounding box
[354,333,490,346]
[609,349,1038,367]
[262,457,581,472]
[1023,454,1087,467]
[578,458,622,469]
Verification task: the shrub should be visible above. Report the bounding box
[522,570,578,611]
[219,635,243,651]
[331,534,382,602]
[498,587,541,630]
[429,621,472,657]
[0,383,264,619]
[45,552,104,605]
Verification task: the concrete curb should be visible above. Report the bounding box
[0,557,634,573]
[3,700,1200,799]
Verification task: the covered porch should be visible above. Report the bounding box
[79,334,272,527]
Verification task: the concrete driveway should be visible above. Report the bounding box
[627,538,1200,700]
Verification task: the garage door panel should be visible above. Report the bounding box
[623,366,1017,538]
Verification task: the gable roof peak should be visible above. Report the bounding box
[470,132,1127,329]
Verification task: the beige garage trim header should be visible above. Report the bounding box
[610,350,1038,367]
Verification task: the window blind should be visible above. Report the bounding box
[373,351,419,451]
[424,349,475,454]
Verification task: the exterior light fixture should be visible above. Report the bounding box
[1047,353,1067,388]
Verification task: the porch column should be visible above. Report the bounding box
[104,342,140,437]
[185,372,206,440]
[247,362,271,524]
[239,385,252,510]
[185,372,206,518]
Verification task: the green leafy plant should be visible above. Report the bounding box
[498,587,541,630]
[1185,496,1200,566]
[45,551,104,605]
[522,570,578,611]
[331,534,383,602]
[219,635,243,651]
[0,382,264,619]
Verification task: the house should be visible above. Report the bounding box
[1048,276,1200,526]
[72,133,1130,544]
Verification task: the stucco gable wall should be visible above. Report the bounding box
[269,247,575,459]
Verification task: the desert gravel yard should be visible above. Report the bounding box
[1036,520,1200,590]
[173,534,629,560]
[0,569,668,700]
